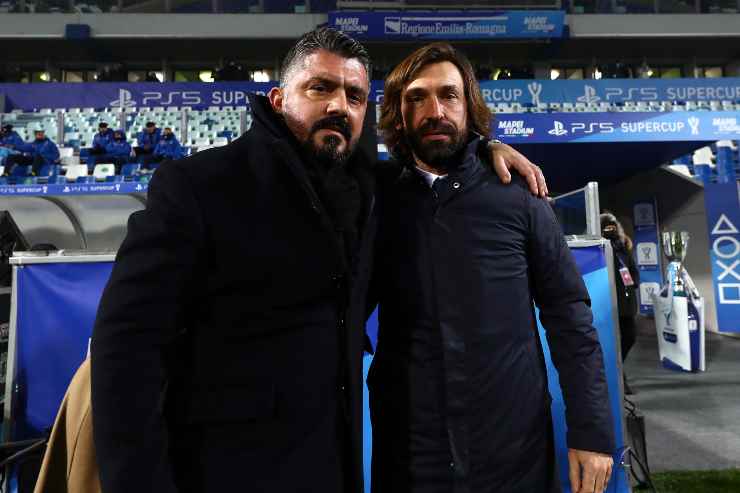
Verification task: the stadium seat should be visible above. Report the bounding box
[0,165,4,176]
[213,137,229,147]
[65,164,89,182]
[36,164,61,183]
[105,175,125,183]
[93,164,116,181]
[76,175,96,183]
[121,163,141,180]
[10,165,31,177]
[59,147,75,159]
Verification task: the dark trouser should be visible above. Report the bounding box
[619,315,637,361]
[140,154,166,169]
[89,146,106,155]
[5,154,44,175]
[134,146,154,158]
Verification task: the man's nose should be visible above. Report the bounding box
[327,91,349,116]
[427,96,444,120]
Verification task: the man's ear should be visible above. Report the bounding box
[268,87,284,114]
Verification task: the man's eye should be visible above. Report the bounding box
[445,93,459,100]
[310,85,327,92]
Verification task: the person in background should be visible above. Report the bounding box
[91,122,114,156]
[601,212,639,394]
[135,121,161,159]
[142,127,184,168]
[5,128,60,176]
[89,130,133,174]
[0,124,25,149]
[0,146,19,170]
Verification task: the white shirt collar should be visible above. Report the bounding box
[414,166,447,188]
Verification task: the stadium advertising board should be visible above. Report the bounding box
[493,111,740,144]
[0,182,148,196]
[328,10,565,39]
[1,78,740,111]
[703,180,740,332]
[481,78,740,105]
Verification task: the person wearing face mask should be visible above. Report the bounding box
[600,212,639,393]
[5,128,60,176]
[0,124,25,149]
[141,127,185,168]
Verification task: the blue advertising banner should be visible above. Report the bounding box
[633,200,663,315]
[329,10,565,39]
[703,180,740,332]
[494,111,740,144]
[0,182,148,196]
[363,242,627,493]
[480,78,740,105]
[12,260,114,439]
[0,81,275,111]
[2,78,740,111]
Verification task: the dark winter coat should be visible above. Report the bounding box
[369,137,614,493]
[612,243,640,317]
[91,93,376,493]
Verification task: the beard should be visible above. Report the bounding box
[405,119,467,171]
[283,111,356,169]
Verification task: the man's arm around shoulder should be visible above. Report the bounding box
[91,162,204,493]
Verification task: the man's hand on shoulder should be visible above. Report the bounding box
[487,141,548,197]
[568,448,613,493]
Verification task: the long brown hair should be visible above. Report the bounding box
[379,42,491,162]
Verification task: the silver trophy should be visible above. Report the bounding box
[662,231,690,290]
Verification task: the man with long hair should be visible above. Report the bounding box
[369,42,615,493]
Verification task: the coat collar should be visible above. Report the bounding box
[397,133,485,190]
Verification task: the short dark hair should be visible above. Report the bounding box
[99,122,108,128]
[145,121,156,127]
[379,42,491,162]
[280,26,371,88]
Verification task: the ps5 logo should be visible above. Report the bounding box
[548,121,568,136]
[527,82,543,106]
[110,89,136,108]
[688,117,700,135]
[576,85,601,104]
[604,87,658,101]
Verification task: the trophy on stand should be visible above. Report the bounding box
[654,230,705,372]
[662,231,690,293]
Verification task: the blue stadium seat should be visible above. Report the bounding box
[0,177,7,185]
[105,175,124,183]
[76,175,95,183]
[121,163,141,179]
[10,165,31,177]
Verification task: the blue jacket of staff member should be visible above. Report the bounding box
[137,126,161,149]
[105,131,133,157]
[26,136,61,165]
[93,127,114,150]
[154,135,185,159]
[0,131,24,149]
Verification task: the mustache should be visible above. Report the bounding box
[417,119,457,136]
[309,116,352,142]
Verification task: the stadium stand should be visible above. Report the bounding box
[1,96,738,184]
